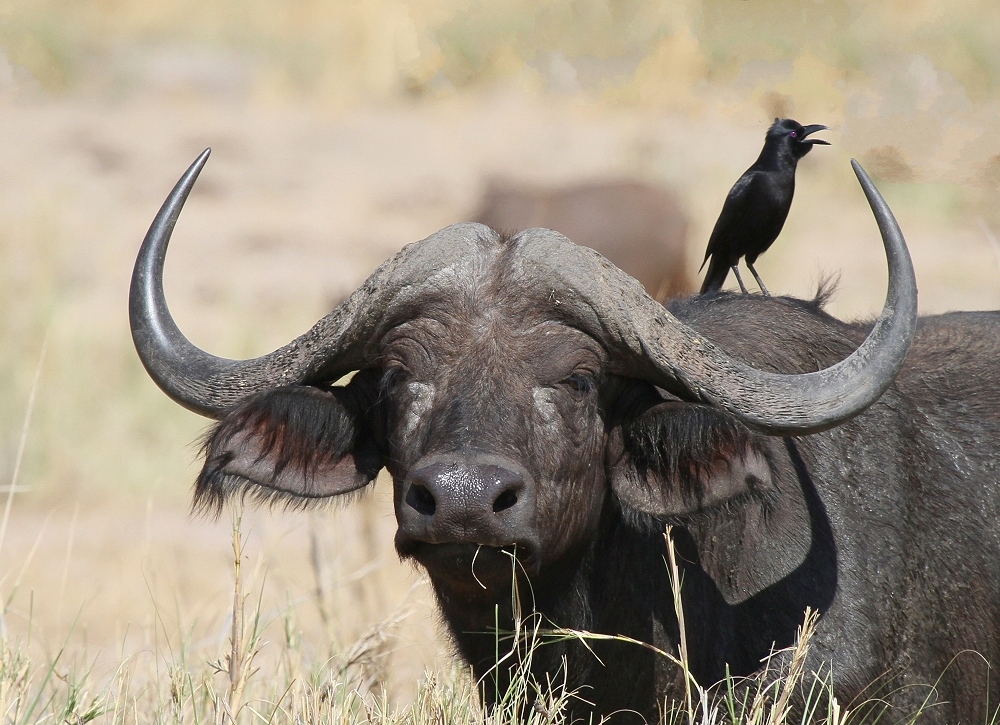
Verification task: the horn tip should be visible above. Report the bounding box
[850,159,877,194]
[192,147,211,172]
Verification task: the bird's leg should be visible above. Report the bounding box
[747,263,770,296]
[731,266,749,294]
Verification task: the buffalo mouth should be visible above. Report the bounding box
[396,539,541,593]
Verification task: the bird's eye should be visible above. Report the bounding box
[790,131,798,138]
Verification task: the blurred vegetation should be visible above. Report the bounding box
[0,0,998,107]
[1,1,997,186]
[0,216,197,500]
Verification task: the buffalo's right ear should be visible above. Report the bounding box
[195,374,384,514]
[609,402,774,519]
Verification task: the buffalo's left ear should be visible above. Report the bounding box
[195,374,384,514]
[609,402,774,518]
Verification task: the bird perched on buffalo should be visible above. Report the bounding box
[700,118,830,295]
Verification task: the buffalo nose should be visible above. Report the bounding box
[398,459,536,545]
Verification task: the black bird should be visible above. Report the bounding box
[699,118,830,295]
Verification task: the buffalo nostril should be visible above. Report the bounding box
[493,488,518,513]
[406,483,436,516]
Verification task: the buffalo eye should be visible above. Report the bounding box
[381,366,410,392]
[562,373,595,395]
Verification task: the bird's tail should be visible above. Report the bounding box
[699,257,729,294]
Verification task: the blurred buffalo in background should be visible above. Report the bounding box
[473,179,692,300]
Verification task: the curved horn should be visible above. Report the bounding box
[515,159,917,435]
[135,153,916,435]
[130,150,491,418]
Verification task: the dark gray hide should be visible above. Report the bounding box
[129,154,999,723]
[473,179,691,300]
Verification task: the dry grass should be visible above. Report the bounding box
[0,490,453,723]
[0,511,889,725]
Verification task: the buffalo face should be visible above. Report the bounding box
[197,281,626,601]
[381,306,611,592]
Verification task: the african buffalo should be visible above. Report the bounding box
[473,179,691,300]
[131,150,1000,723]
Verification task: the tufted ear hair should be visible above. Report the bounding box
[194,372,384,515]
[609,402,774,518]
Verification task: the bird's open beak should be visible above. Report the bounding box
[800,124,831,145]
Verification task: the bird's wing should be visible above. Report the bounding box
[701,172,781,265]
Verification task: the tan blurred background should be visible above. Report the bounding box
[0,0,999,708]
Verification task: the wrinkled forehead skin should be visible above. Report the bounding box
[355,223,654,371]
[378,252,611,454]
